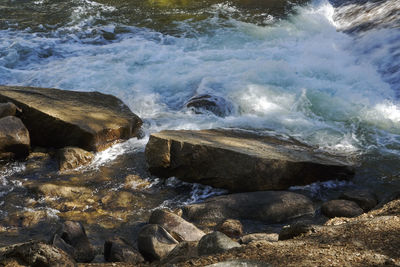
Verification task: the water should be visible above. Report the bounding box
[0,0,399,246]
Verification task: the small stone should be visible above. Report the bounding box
[57,147,94,171]
[198,231,241,256]
[0,116,30,158]
[321,199,364,218]
[240,233,279,244]
[218,219,243,238]
[279,223,314,240]
[0,102,21,118]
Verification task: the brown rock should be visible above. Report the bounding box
[339,189,378,212]
[162,241,199,264]
[137,224,179,262]
[104,237,144,264]
[240,233,279,244]
[198,231,241,256]
[0,85,142,151]
[321,199,364,218]
[145,129,355,192]
[0,241,76,267]
[0,116,30,158]
[183,191,315,225]
[57,147,94,171]
[218,219,243,238]
[52,221,95,263]
[149,209,205,242]
[279,223,315,240]
[0,102,21,118]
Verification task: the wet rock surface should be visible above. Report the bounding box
[183,191,315,225]
[0,85,142,152]
[185,94,234,117]
[0,241,76,267]
[0,116,30,159]
[57,147,94,172]
[145,129,355,192]
[321,199,364,218]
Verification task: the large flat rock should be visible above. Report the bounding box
[145,129,355,192]
[0,85,142,151]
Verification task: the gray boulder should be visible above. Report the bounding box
[149,209,205,242]
[183,191,315,225]
[0,85,142,152]
[0,116,30,158]
[198,231,240,256]
[339,189,378,212]
[185,94,234,117]
[321,199,364,218]
[145,129,355,192]
[137,224,179,261]
[52,221,95,263]
[0,241,76,267]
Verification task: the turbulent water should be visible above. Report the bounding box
[0,0,399,244]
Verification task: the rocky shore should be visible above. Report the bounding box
[0,85,399,266]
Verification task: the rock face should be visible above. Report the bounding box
[0,241,76,267]
[321,199,364,218]
[137,224,179,261]
[0,85,142,152]
[183,191,315,225]
[52,221,95,263]
[198,231,241,256]
[149,209,205,242]
[185,94,234,117]
[104,237,144,264]
[0,102,21,118]
[145,129,354,192]
[57,147,94,171]
[0,116,30,158]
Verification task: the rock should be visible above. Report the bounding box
[0,85,142,152]
[205,260,271,267]
[217,219,243,239]
[149,209,205,242]
[0,102,21,118]
[0,241,76,267]
[321,199,364,218]
[183,191,315,225]
[145,129,355,192]
[0,116,30,158]
[240,233,279,244]
[57,147,94,171]
[185,94,234,117]
[339,189,378,212]
[28,183,92,199]
[52,221,95,263]
[124,174,151,190]
[162,241,199,264]
[279,223,315,240]
[104,237,144,264]
[137,224,179,261]
[198,231,241,256]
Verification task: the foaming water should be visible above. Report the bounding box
[0,0,399,187]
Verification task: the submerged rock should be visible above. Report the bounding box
[198,231,241,256]
[321,199,364,218]
[0,116,30,159]
[145,129,355,192]
[137,224,179,261]
[0,102,21,118]
[183,191,315,225]
[185,94,234,117]
[52,221,95,263]
[149,209,205,242]
[0,241,76,267]
[104,237,144,264]
[0,85,142,152]
[57,147,94,171]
